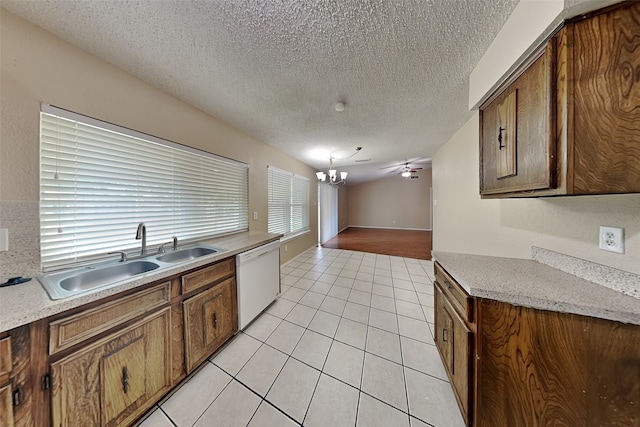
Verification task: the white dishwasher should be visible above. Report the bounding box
[236,240,281,330]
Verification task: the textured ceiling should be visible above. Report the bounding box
[2,0,520,184]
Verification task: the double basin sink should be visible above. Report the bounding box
[39,245,225,300]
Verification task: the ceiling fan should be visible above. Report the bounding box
[400,162,422,178]
[379,157,430,171]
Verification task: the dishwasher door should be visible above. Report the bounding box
[236,240,281,330]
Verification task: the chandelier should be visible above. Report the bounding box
[316,156,348,185]
[316,147,361,185]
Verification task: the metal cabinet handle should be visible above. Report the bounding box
[12,387,22,407]
[498,126,505,150]
[122,366,130,394]
[442,328,448,342]
[213,312,218,329]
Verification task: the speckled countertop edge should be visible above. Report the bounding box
[432,251,640,326]
[0,231,281,333]
[532,246,640,298]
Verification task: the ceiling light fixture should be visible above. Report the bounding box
[335,102,345,112]
[317,147,361,186]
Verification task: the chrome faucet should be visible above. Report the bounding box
[135,223,147,256]
[158,236,178,254]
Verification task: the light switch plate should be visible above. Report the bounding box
[599,226,624,254]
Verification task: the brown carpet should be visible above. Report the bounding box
[322,227,432,260]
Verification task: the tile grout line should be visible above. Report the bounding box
[183,248,442,427]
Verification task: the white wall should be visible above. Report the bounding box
[432,112,640,275]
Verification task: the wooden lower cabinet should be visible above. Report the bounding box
[183,277,236,373]
[434,262,640,427]
[0,383,14,427]
[434,280,474,426]
[476,299,640,427]
[50,308,172,427]
[1,255,240,426]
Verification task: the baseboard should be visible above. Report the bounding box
[338,226,349,233]
[346,225,432,232]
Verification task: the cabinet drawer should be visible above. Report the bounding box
[181,258,234,294]
[434,263,473,323]
[49,281,171,355]
[0,337,11,384]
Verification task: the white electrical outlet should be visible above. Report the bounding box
[253,211,258,220]
[599,226,624,254]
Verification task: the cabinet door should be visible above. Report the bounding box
[0,383,14,427]
[435,282,473,426]
[571,3,640,194]
[480,40,556,196]
[434,283,453,370]
[449,300,472,424]
[50,309,171,427]
[183,277,235,373]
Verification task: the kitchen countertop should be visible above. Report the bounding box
[0,231,281,333]
[432,251,640,326]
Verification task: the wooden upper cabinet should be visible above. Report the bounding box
[570,4,640,194]
[480,40,556,196]
[480,3,640,198]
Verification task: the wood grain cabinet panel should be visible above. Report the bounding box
[480,41,556,196]
[1,326,39,427]
[480,3,640,198]
[0,383,14,427]
[571,4,640,194]
[476,299,640,427]
[0,337,11,385]
[181,258,234,295]
[183,277,236,373]
[434,275,473,426]
[50,308,172,427]
[49,281,171,355]
[434,261,640,427]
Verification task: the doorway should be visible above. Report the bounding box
[318,184,338,245]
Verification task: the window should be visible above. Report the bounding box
[40,105,249,270]
[267,166,309,239]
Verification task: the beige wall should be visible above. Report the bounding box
[347,172,432,230]
[0,9,317,279]
[432,112,640,275]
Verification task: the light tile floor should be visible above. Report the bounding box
[139,247,464,427]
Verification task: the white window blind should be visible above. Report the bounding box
[40,105,249,270]
[268,166,309,238]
